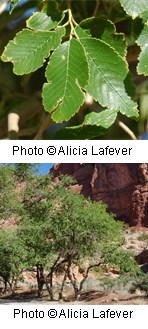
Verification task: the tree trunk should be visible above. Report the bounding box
[67,264,79,300]
[59,264,70,300]
[36,264,45,298]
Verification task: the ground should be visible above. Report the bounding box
[0,228,147,305]
[0,289,147,305]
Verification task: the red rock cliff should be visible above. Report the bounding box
[50,164,148,227]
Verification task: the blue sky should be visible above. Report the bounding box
[39,163,54,175]
[2,163,54,175]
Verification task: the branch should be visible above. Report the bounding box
[93,0,100,17]
[79,262,103,292]
[8,112,20,139]
[34,114,54,140]
[117,120,137,140]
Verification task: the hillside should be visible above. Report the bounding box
[51,164,148,227]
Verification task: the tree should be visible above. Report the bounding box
[18,173,140,300]
[0,228,28,293]
[13,163,40,181]
[0,165,22,220]
[46,189,125,300]
[0,164,37,292]
[0,0,147,140]
[17,174,59,298]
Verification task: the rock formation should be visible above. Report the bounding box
[50,164,148,227]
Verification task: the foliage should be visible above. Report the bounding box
[18,176,127,299]
[0,228,28,292]
[103,246,142,278]
[0,165,22,219]
[0,0,147,139]
[130,273,148,293]
[13,163,40,181]
[18,175,54,267]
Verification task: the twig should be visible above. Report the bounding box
[117,120,137,140]
[93,0,100,17]
[34,114,54,140]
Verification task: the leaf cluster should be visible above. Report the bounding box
[0,165,22,219]
[103,246,142,278]
[0,0,147,139]
[0,228,28,281]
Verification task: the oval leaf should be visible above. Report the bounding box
[137,24,148,75]
[27,11,65,31]
[1,27,65,75]
[140,9,148,23]
[119,0,148,18]
[43,38,89,122]
[77,33,138,118]
[84,109,118,128]
[79,18,126,58]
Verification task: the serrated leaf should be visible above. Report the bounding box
[55,109,117,138]
[54,125,106,140]
[52,109,117,140]
[76,30,138,118]
[137,24,148,75]
[84,109,118,128]
[1,27,65,75]
[27,11,65,31]
[43,39,89,122]
[119,0,148,18]
[131,17,144,41]
[79,18,126,58]
[140,9,148,23]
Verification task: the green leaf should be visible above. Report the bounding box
[1,27,65,75]
[79,18,126,58]
[43,39,89,122]
[119,0,148,18]
[54,109,117,139]
[136,24,148,75]
[140,9,148,23]
[26,11,65,31]
[54,125,106,140]
[76,29,138,118]
[84,109,118,128]
[131,18,144,41]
